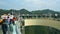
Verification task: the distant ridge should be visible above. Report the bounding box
[31,9,60,14]
[0,9,60,15]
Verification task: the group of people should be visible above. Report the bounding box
[0,13,16,34]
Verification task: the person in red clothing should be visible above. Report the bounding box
[13,17,16,22]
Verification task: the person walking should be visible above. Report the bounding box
[1,14,8,34]
[8,13,15,34]
[15,19,22,34]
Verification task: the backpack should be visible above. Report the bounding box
[13,17,16,21]
[0,19,3,25]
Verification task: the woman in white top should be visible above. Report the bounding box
[8,13,14,25]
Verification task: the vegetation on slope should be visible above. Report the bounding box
[25,26,60,34]
[0,9,60,14]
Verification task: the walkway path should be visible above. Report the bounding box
[0,21,22,34]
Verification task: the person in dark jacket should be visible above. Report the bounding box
[1,14,8,34]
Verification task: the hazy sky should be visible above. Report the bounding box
[0,0,60,11]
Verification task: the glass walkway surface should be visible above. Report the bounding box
[0,21,22,34]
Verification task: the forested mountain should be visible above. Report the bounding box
[19,9,31,14]
[0,9,60,15]
[31,9,60,14]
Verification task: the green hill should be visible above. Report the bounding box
[0,9,60,16]
[19,9,31,14]
[31,9,60,14]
